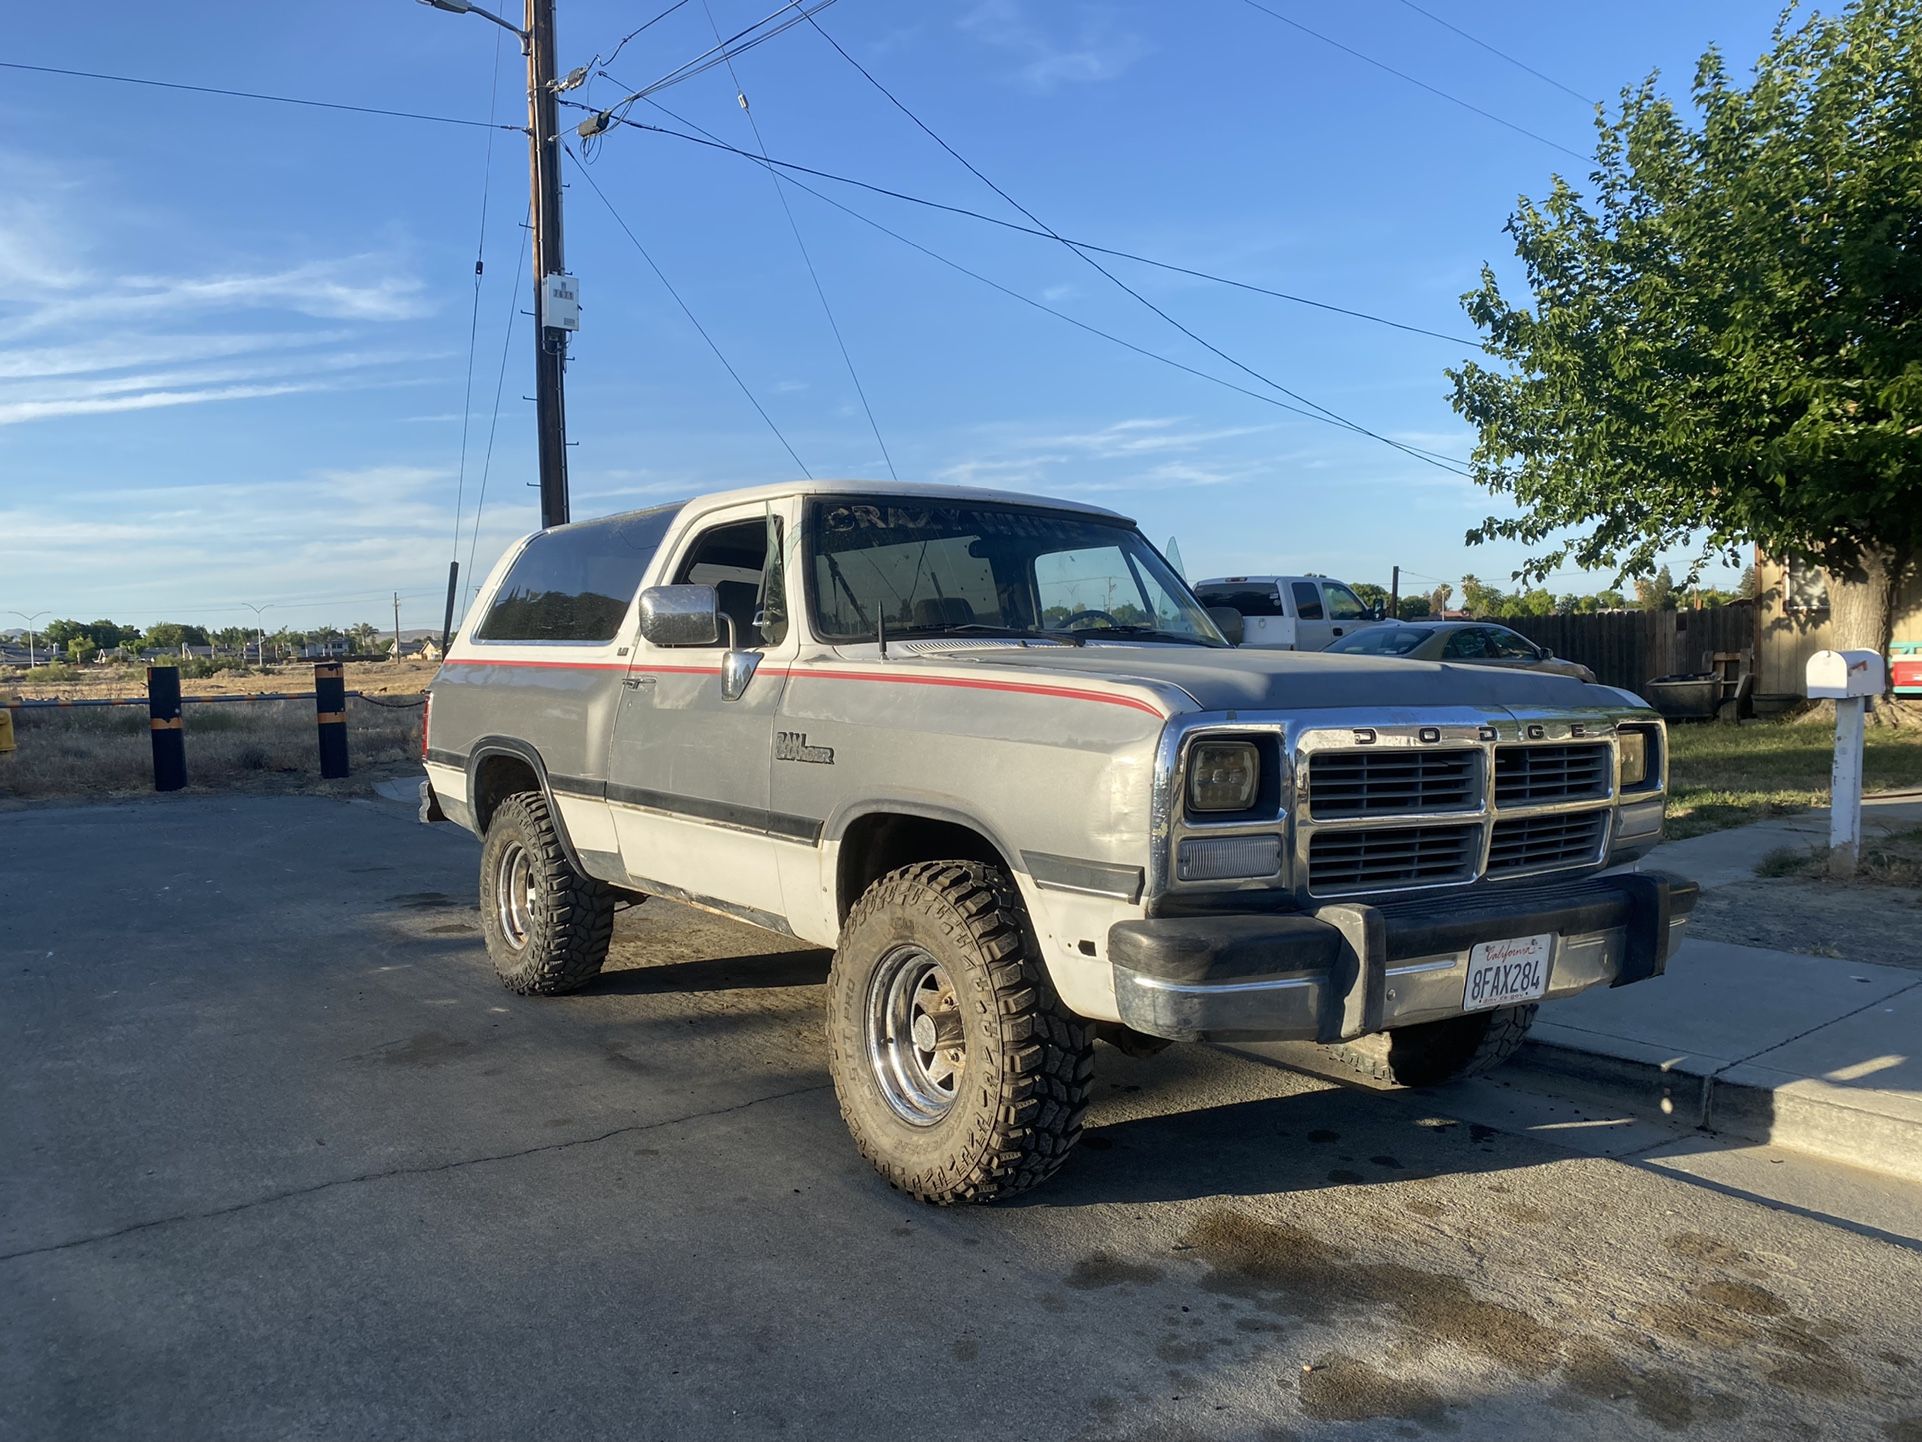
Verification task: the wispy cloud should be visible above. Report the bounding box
[959,1,1148,90]
[0,159,435,431]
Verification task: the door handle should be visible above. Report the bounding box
[621,675,656,689]
[1332,627,1344,636]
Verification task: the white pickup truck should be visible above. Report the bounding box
[1195,574,1387,651]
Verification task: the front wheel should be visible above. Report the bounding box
[478,790,615,995]
[1328,1004,1538,1087]
[826,861,1094,1204]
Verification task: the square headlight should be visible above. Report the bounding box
[1188,741,1259,812]
[1618,728,1651,789]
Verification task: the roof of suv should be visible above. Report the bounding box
[572,479,1132,529]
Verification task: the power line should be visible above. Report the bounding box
[640,98,1468,471]
[566,106,1483,349]
[593,0,697,75]
[799,11,1455,475]
[598,0,841,111]
[592,105,1468,474]
[1233,0,1590,163]
[0,59,521,131]
[451,31,508,571]
[463,206,533,618]
[1389,0,1596,105]
[702,1,894,478]
[564,143,811,477]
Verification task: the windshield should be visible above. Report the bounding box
[805,497,1226,645]
[1328,625,1433,657]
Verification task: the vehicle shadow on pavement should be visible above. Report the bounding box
[591,948,833,995]
[1033,1085,1531,1207]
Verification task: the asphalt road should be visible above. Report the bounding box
[4,794,1920,1441]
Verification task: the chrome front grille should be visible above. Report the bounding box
[1293,724,1621,900]
[1487,811,1609,876]
[1308,749,1480,819]
[1307,824,1479,894]
[1494,742,1611,806]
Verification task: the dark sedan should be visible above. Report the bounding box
[1325,620,1598,683]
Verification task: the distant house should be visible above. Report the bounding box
[388,637,443,662]
[300,637,351,660]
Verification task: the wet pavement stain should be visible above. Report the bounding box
[1066,1254,1164,1290]
[1370,1155,1405,1169]
[1181,1209,1559,1373]
[1556,1337,1701,1430]
[950,1339,978,1362]
[1307,1129,1340,1144]
[1326,1168,1365,1186]
[1297,1355,1455,1429]
[426,922,475,935]
[375,1032,474,1067]
[1693,1278,1789,1317]
[387,891,455,909]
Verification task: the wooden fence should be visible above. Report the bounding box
[1502,604,1772,695]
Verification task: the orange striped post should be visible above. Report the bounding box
[314,662,349,779]
[147,666,186,791]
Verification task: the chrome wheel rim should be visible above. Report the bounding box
[866,945,966,1126]
[493,840,536,951]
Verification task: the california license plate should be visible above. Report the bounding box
[1463,933,1553,1012]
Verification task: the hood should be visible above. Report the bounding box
[925,643,1612,713]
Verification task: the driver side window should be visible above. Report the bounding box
[1443,628,1490,659]
[671,517,786,647]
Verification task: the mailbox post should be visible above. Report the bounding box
[1806,649,1886,878]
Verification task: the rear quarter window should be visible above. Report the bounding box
[1196,585,1285,618]
[476,504,683,643]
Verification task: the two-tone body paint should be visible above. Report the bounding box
[424,480,1674,1031]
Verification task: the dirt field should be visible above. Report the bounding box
[0,696,423,803]
[5,658,439,700]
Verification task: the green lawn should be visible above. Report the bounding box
[1664,716,1922,838]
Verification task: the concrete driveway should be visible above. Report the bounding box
[3,794,1919,1440]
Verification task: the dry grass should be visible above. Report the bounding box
[0,696,422,803]
[6,658,439,701]
[1756,825,1922,888]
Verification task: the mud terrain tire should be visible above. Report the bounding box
[1329,1004,1538,1088]
[827,861,1094,1204]
[478,790,615,996]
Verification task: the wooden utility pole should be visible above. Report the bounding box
[393,592,402,661]
[1389,565,1400,619]
[527,0,570,530]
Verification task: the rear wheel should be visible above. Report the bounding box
[1329,1004,1538,1087]
[826,861,1094,1204]
[478,790,615,996]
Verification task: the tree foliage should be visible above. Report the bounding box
[1448,0,1922,655]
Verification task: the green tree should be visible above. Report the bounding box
[1351,581,1390,614]
[41,619,87,650]
[1595,589,1626,611]
[1459,574,1507,616]
[1737,565,1760,602]
[1634,567,1677,611]
[1396,595,1433,620]
[1428,583,1453,615]
[144,622,209,650]
[1448,0,1922,695]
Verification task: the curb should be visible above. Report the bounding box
[1508,1035,1922,1183]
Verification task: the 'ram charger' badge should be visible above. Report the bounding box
[775,732,835,764]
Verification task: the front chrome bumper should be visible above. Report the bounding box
[1107,871,1696,1044]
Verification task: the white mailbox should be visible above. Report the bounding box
[1806,649,1885,699]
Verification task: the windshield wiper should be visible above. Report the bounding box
[1083,625,1222,647]
[893,623,1085,647]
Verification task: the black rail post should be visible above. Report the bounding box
[147,665,186,791]
[315,662,350,779]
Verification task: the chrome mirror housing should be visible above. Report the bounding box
[638,584,721,647]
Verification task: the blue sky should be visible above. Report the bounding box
[2,0,1778,632]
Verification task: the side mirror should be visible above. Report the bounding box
[1370,603,1387,621]
[639,584,721,647]
[1536,643,1553,661]
[1206,605,1244,646]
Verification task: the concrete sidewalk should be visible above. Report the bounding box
[1508,791,1922,1179]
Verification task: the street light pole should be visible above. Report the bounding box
[418,0,572,531]
[8,610,47,667]
[242,603,272,668]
